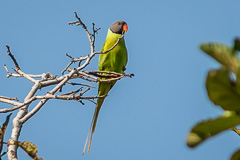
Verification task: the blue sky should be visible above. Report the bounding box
[1,0,240,160]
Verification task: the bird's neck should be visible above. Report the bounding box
[106,29,123,40]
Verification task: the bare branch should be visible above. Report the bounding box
[0,96,19,101]
[5,48,37,83]
[0,98,22,109]
[7,80,40,159]
[0,88,97,113]
[19,92,106,124]
[4,64,21,78]
[19,69,84,123]
[61,53,89,75]
[0,104,23,113]
[79,87,90,96]
[0,84,41,113]
[91,23,101,47]
[4,64,54,81]
[72,12,94,53]
[14,69,37,83]
[79,71,98,81]
[6,45,20,70]
[61,54,75,75]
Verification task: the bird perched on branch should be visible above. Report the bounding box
[83,20,128,154]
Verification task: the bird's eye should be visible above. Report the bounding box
[118,22,121,25]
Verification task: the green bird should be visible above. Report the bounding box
[83,20,128,154]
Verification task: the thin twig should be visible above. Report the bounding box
[61,54,90,75]
[67,81,95,88]
[79,71,98,81]
[4,64,52,80]
[0,96,19,101]
[80,87,90,96]
[62,88,83,95]
[0,98,22,107]
[73,12,94,52]
[5,48,37,83]
[90,23,101,51]
[6,45,20,70]
[0,90,102,113]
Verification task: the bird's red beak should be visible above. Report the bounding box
[123,24,128,34]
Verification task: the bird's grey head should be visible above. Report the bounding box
[110,20,128,34]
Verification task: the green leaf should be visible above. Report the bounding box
[200,43,240,75]
[206,68,240,111]
[187,111,240,148]
[231,149,240,160]
[18,141,44,160]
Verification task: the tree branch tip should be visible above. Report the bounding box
[130,73,135,78]
[5,46,21,70]
[3,64,10,73]
[79,100,85,105]
[66,53,73,59]
[74,12,83,25]
[10,97,19,101]
[74,12,79,18]
[6,45,10,50]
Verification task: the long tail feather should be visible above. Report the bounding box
[82,124,91,155]
[82,96,105,155]
[88,97,104,152]
[82,81,116,155]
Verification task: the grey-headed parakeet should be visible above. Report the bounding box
[83,20,128,154]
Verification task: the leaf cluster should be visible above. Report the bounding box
[186,38,240,160]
